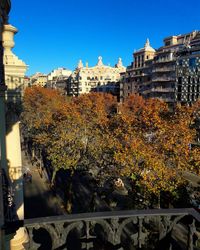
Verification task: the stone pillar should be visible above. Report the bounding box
[0,2,29,249]
[0,41,7,250]
[1,22,28,250]
[0,8,7,174]
[0,3,9,248]
[6,121,29,250]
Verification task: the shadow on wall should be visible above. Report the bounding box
[2,91,24,238]
[5,90,22,135]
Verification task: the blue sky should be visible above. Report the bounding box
[10,0,200,75]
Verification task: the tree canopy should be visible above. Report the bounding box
[21,86,200,202]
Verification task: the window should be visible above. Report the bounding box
[178,85,182,93]
[189,58,196,68]
[142,55,144,62]
[192,85,195,93]
[197,84,200,93]
[178,77,182,85]
[165,41,171,46]
[177,93,181,101]
[188,85,190,93]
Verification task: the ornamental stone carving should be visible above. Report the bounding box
[23,209,200,250]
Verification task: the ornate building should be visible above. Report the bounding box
[0,2,29,250]
[67,56,125,96]
[120,39,155,101]
[0,3,11,248]
[121,31,200,105]
[3,24,28,99]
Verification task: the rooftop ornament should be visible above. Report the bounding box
[97,56,103,66]
[77,59,83,69]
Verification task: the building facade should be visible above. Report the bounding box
[148,32,199,103]
[121,31,200,104]
[30,72,48,87]
[47,67,72,82]
[46,67,72,92]
[3,24,28,99]
[175,33,200,103]
[67,56,125,96]
[120,39,155,101]
[0,3,11,249]
[1,2,29,250]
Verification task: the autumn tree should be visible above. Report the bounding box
[109,95,200,207]
[21,88,200,210]
[22,88,118,183]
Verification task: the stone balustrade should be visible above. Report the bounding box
[2,208,199,250]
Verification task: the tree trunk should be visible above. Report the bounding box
[158,191,161,209]
[31,147,35,160]
[66,181,72,213]
[51,169,56,186]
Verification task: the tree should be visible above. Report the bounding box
[21,89,200,210]
[109,95,199,207]
[22,89,118,183]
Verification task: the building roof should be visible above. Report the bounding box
[76,56,125,72]
[134,39,156,54]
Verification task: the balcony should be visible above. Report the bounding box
[152,77,175,82]
[2,208,200,249]
[151,87,175,93]
[153,59,175,64]
[156,97,175,102]
[152,67,175,73]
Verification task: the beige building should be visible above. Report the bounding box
[0,2,29,249]
[47,67,72,82]
[120,39,155,101]
[30,72,48,87]
[3,24,28,98]
[47,67,72,91]
[67,56,126,96]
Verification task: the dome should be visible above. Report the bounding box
[136,39,155,53]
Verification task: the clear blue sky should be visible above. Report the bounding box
[10,0,200,75]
